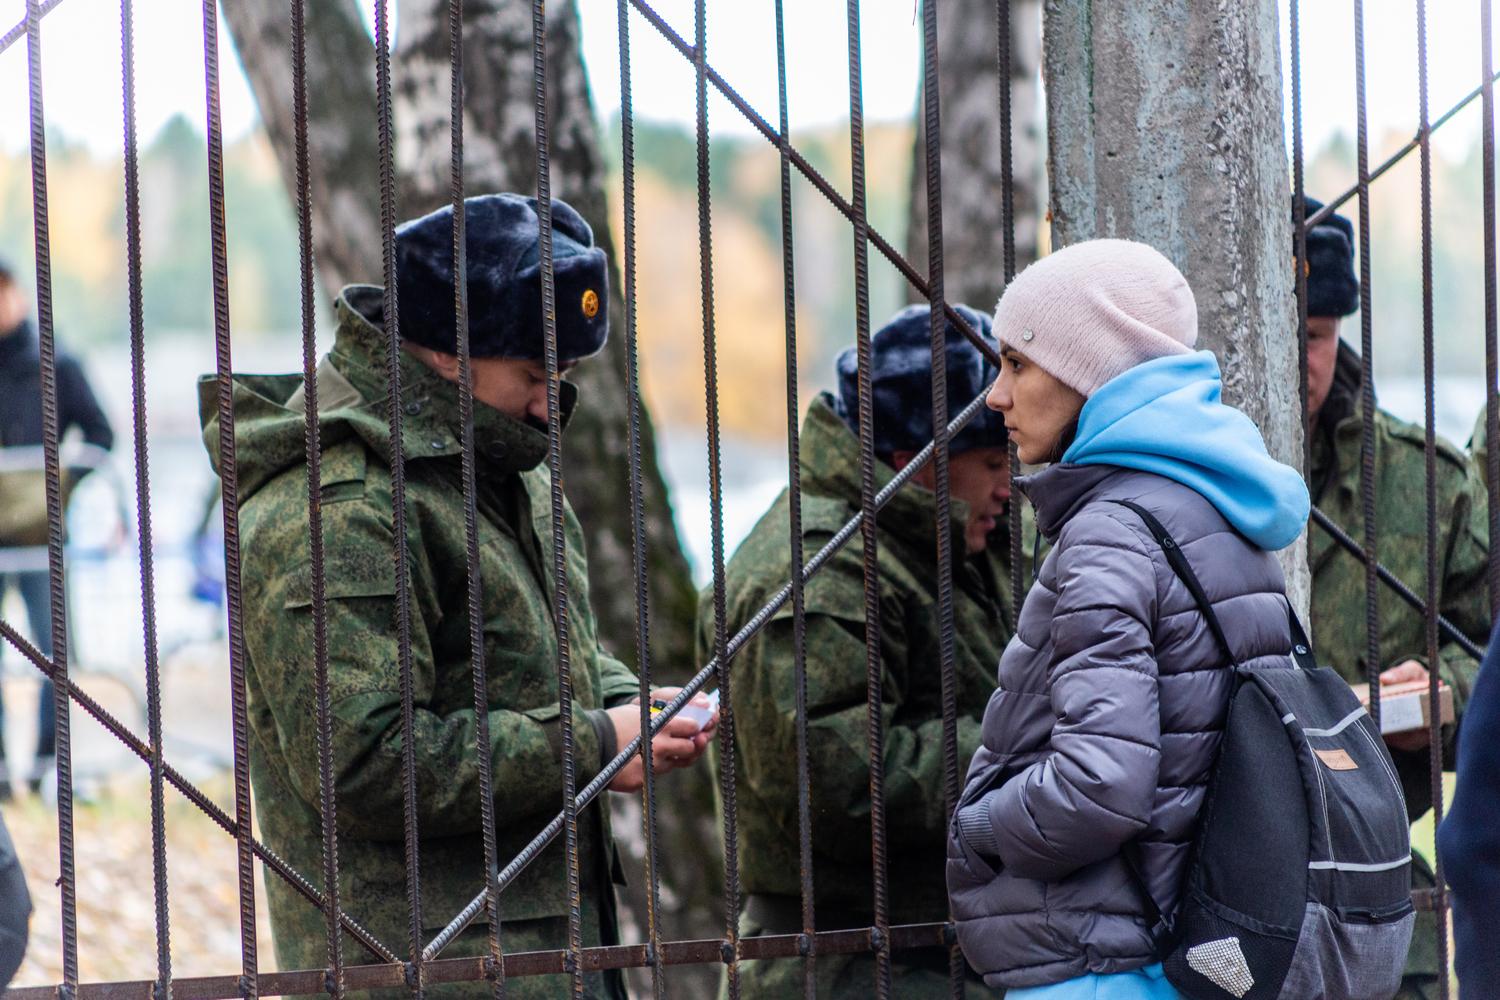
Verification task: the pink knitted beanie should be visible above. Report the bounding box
[992,239,1198,397]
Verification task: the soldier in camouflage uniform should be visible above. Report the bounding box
[204,195,714,999]
[704,305,1014,998]
[1300,196,1491,1000]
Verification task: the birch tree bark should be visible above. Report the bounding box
[905,0,1046,309]
[222,2,718,991]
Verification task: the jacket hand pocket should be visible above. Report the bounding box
[950,804,1000,883]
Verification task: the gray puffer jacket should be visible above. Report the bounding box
[947,464,1296,988]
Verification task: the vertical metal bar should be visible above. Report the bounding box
[529,4,584,996]
[770,0,815,995]
[996,0,1016,286]
[1415,4,1449,997]
[917,3,963,999]
[1482,0,1500,618]
[844,2,890,996]
[1290,0,1310,465]
[122,0,172,995]
[997,0,1024,611]
[692,0,739,993]
[614,3,666,996]
[447,2,505,997]
[372,0,425,993]
[24,1,79,992]
[202,0,260,991]
[1352,0,1381,728]
[290,0,345,992]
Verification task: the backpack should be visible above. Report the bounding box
[1113,500,1415,1000]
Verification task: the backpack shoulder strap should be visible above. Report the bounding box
[1109,499,1318,674]
[1109,499,1237,668]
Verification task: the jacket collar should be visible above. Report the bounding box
[1309,340,1366,502]
[1016,462,1120,542]
[801,393,999,561]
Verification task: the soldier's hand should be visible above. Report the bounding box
[604,702,705,793]
[1379,660,1433,752]
[644,686,719,755]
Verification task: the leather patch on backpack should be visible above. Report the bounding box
[1315,748,1359,771]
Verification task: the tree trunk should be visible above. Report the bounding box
[1041,0,1310,610]
[222,2,718,992]
[905,0,1046,309]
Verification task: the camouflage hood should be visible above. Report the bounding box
[198,285,576,503]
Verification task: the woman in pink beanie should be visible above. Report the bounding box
[946,240,1312,999]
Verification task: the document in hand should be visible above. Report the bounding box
[1353,678,1454,735]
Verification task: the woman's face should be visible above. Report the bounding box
[985,348,1087,465]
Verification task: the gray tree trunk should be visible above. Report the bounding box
[222,3,720,991]
[1042,0,1310,610]
[905,0,1046,309]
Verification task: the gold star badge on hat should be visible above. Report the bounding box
[581,289,600,319]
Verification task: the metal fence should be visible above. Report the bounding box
[0,0,1492,997]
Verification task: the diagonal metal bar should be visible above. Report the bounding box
[1304,65,1500,235]
[1309,506,1484,660]
[0,621,399,962]
[423,391,993,960]
[0,0,65,54]
[624,0,1000,372]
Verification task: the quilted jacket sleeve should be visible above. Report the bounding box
[958,509,1163,881]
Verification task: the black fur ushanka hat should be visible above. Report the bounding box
[395,193,609,362]
[1296,196,1360,319]
[833,303,1008,457]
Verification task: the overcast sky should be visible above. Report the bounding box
[0,1,1496,166]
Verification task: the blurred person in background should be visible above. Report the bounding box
[1296,197,1491,999]
[0,807,29,987]
[0,255,114,801]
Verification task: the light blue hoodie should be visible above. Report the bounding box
[1061,351,1309,551]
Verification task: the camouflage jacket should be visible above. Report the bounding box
[1309,345,1490,819]
[701,394,1016,925]
[1469,402,1495,485]
[200,287,638,977]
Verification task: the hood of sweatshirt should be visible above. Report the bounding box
[1059,350,1309,550]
